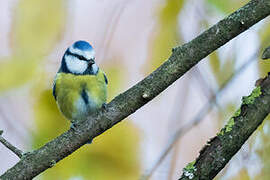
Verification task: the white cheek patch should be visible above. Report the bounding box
[91,63,99,74]
[65,55,88,74]
[69,46,95,60]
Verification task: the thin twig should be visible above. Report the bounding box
[193,67,216,101]
[142,48,260,179]
[166,75,192,178]
[165,67,221,179]
[0,131,23,158]
[98,2,128,63]
[0,107,29,143]
[167,143,180,180]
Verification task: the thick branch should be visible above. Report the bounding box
[0,130,23,158]
[1,0,270,179]
[179,74,270,180]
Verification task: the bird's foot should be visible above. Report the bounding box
[21,151,32,159]
[86,138,93,144]
[70,122,78,130]
[101,103,107,110]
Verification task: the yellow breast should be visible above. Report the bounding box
[54,70,107,122]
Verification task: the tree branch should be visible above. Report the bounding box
[144,36,270,179]
[0,130,23,158]
[179,73,270,180]
[1,0,270,179]
[142,48,260,179]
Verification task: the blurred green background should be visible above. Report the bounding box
[0,0,270,179]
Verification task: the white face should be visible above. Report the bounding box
[91,63,99,74]
[65,55,88,74]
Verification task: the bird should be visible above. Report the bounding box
[53,40,108,128]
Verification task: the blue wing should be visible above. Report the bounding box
[103,73,108,85]
[52,82,57,100]
[52,75,58,100]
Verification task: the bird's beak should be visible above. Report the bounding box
[88,59,95,65]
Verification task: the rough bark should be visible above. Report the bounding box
[1,0,270,179]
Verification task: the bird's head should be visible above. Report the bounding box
[61,40,99,75]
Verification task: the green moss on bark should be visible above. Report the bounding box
[242,87,262,105]
[183,161,197,179]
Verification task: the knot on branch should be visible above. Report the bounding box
[172,47,178,53]
[49,160,56,168]
[262,46,270,60]
[142,92,150,100]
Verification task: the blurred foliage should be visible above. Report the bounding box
[209,51,235,86]
[0,0,65,92]
[11,0,65,55]
[145,0,184,72]
[0,57,38,91]
[103,60,128,101]
[206,0,248,14]
[216,102,237,130]
[230,168,251,180]
[32,89,68,146]
[253,116,270,180]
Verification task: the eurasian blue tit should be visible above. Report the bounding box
[53,40,108,126]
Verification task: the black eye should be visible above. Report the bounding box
[78,55,87,61]
[66,49,88,61]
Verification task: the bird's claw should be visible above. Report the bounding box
[70,122,78,130]
[21,151,32,159]
[86,139,93,144]
[101,103,107,110]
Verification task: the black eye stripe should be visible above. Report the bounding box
[66,49,88,61]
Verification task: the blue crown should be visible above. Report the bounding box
[72,40,93,51]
